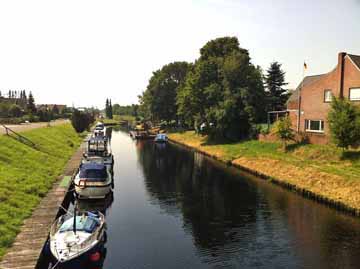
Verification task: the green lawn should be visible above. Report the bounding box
[0,124,81,258]
[168,131,360,211]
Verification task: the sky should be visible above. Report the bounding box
[0,0,359,109]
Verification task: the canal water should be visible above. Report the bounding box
[39,129,360,268]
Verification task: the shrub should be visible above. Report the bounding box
[71,109,94,133]
[271,116,294,151]
[328,97,360,150]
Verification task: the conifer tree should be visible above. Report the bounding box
[27,91,37,113]
[265,62,289,112]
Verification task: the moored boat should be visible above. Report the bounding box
[84,136,114,167]
[154,133,168,143]
[48,211,106,266]
[74,163,113,199]
[94,122,106,137]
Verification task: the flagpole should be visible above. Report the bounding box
[297,63,305,133]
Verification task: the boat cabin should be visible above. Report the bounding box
[86,136,110,156]
[79,163,108,182]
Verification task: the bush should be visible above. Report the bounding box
[272,116,294,151]
[328,97,360,150]
[71,110,94,133]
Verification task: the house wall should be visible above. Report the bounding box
[343,57,360,101]
[289,53,360,144]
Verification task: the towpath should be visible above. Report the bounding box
[0,119,68,135]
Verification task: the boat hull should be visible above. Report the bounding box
[74,183,112,199]
[45,233,107,269]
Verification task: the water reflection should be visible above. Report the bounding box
[136,140,360,268]
[38,130,360,269]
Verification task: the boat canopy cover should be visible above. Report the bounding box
[89,136,107,142]
[59,215,100,233]
[80,163,107,180]
[156,134,167,139]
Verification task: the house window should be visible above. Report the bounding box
[305,119,324,133]
[349,88,360,101]
[324,89,332,102]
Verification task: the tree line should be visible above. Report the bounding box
[138,36,289,140]
[104,99,139,119]
[0,90,72,124]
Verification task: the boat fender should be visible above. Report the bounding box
[79,179,87,189]
[90,251,101,262]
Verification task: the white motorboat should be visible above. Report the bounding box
[84,136,114,168]
[154,133,168,143]
[94,122,106,137]
[74,163,113,199]
[49,211,106,264]
[82,155,113,174]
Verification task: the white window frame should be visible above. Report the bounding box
[349,88,360,101]
[305,119,324,133]
[324,89,332,103]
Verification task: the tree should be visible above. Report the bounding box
[71,109,94,133]
[9,104,22,117]
[27,92,37,114]
[265,62,289,112]
[328,97,360,150]
[177,36,266,140]
[105,98,113,119]
[272,116,294,152]
[138,62,190,123]
[108,99,113,119]
[52,104,59,115]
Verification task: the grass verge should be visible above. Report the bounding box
[0,124,82,258]
[168,131,360,212]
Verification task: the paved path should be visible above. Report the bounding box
[0,119,69,135]
[0,143,84,269]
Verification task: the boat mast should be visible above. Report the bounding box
[73,202,77,235]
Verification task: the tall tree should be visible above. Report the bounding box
[27,91,37,114]
[177,37,266,140]
[139,62,190,123]
[52,104,59,115]
[108,99,113,119]
[265,62,289,112]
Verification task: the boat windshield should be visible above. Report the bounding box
[80,168,107,179]
[59,216,100,233]
[156,134,167,139]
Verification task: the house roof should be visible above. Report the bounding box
[287,74,324,104]
[348,54,360,70]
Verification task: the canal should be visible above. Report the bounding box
[39,128,360,268]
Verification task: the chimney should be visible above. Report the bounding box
[338,52,347,98]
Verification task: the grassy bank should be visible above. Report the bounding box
[0,124,82,258]
[168,131,360,212]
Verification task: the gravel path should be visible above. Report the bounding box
[0,119,69,135]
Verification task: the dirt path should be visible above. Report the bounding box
[0,119,69,135]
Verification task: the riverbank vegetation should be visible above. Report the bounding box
[0,90,74,124]
[0,124,82,258]
[137,36,290,140]
[168,131,360,211]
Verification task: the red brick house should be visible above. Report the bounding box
[287,52,360,144]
